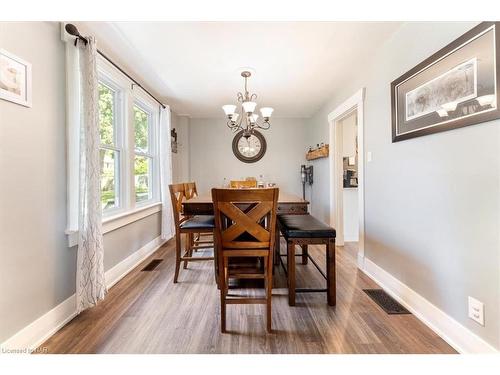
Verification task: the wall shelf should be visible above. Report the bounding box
[306,144,329,161]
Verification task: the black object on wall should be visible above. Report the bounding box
[301,164,313,200]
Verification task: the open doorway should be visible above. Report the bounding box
[328,89,365,269]
[340,111,359,242]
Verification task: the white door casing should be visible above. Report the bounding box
[328,88,365,269]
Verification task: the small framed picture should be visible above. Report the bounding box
[391,22,499,142]
[0,49,32,107]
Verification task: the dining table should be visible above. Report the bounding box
[182,191,309,216]
[182,190,310,280]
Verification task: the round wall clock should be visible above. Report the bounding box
[232,130,267,163]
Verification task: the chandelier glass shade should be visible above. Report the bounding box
[222,71,274,134]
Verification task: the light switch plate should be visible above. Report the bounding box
[468,296,484,326]
[367,151,372,162]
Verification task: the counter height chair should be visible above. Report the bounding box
[184,182,198,200]
[169,183,215,283]
[212,188,279,333]
[184,182,214,258]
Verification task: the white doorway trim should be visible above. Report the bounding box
[328,88,365,269]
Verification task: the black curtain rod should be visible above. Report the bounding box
[65,23,167,109]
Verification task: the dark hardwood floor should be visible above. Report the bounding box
[39,238,456,354]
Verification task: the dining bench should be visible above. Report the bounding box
[276,214,336,306]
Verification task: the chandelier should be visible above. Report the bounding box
[222,71,274,134]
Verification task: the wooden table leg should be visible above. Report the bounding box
[173,233,181,283]
[274,221,280,266]
[287,240,296,306]
[326,239,336,306]
[265,255,272,333]
[214,238,220,289]
[301,244,308,265]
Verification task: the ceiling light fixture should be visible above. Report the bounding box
[222,71,274,134]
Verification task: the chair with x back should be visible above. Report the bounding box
[211,187,279,333]
[184,182,198,200]
[169,183,214,283]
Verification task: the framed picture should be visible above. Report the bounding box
[0,49,32,107]
[391,22,499,142]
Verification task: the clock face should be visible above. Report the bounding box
[238,134,261,158]
[232,130,267,163]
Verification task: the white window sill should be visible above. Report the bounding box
[66,202,162,247]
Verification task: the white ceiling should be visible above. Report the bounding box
[85,22,402,118]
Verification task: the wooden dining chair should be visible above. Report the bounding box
[184,182,198,200]
[211,188,279,333]
[169,183,215,283]
[183,182,213,258]
[229,180,257,188]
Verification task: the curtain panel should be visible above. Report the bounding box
[159,106,175,240]
[76,36,107,313]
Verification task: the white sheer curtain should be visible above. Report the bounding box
[159,106,175,240]
[76,36,107,313]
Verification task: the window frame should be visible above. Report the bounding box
[131,97,159,207]
[97,74,125,217]
[97,59,161,216]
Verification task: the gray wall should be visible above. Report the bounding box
[0,22,162,343]
[171,113,190,183]
[189,117,308,196]
[0,21,70,344]
[306,22,499,349]
[103,213,161,272]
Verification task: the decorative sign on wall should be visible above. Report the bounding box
[0,49,32,107]
[306,143,329,161]
[391,22,499,142]
[171,128,178,153]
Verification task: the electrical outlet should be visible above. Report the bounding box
[468,296,484,326]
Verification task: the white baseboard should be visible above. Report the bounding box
[0,295,77,354]
[343,234,359,242]
[1,235,168,353]
[357,253,365,270]
[362,257,498,354]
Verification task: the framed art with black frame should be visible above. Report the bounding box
[391,22,500,142]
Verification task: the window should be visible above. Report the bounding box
[98,81,121,212]
[65,52,163,246]
[133,104,155,204]
[96,60,160,217]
